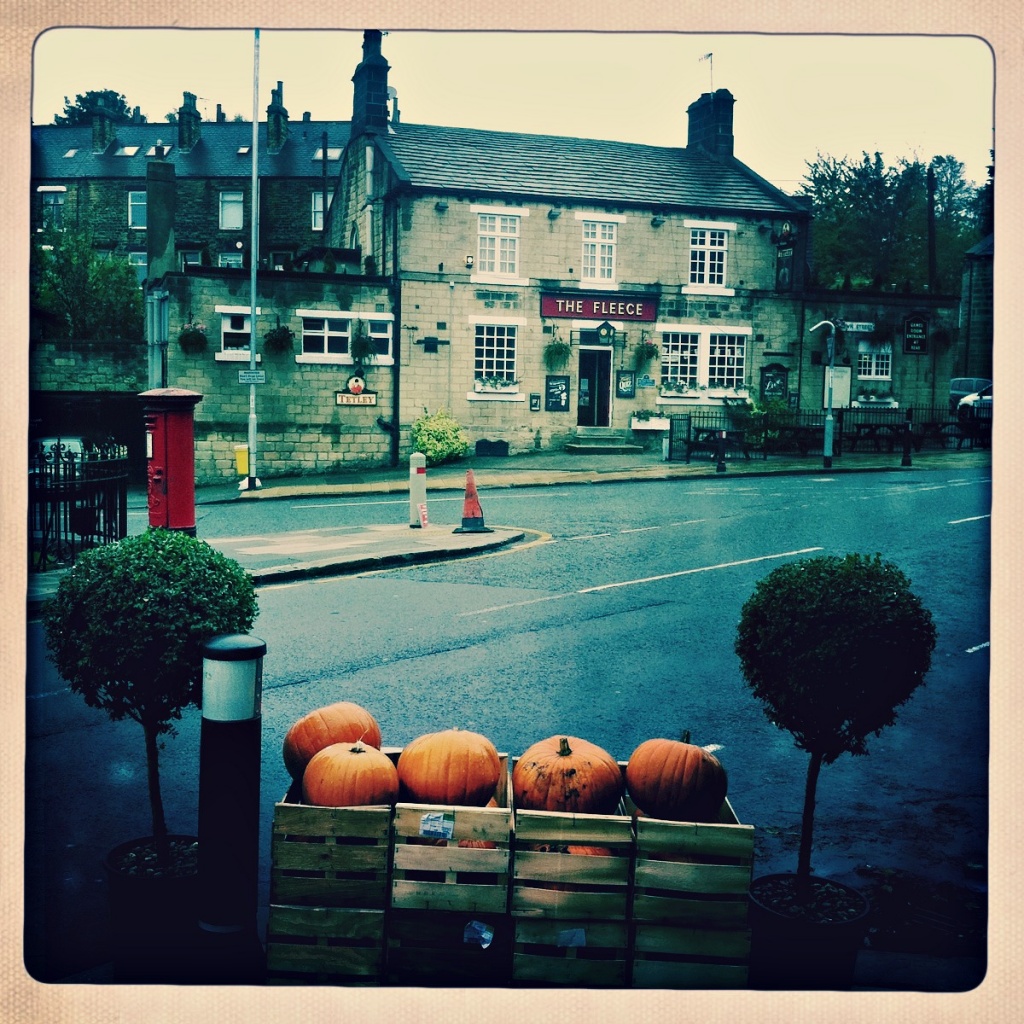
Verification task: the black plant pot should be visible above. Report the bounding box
[104,834,201,983]
[747,873,871,990]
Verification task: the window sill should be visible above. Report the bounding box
[215,351,262,362]
[295,353,394,366]
[680,284,735,297]
[469,273,530,288]
[466,391,525,403]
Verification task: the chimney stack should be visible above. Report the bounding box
[90,96,117,153]
[178,92,202,152]
[351,30,391,135]
[267,81,289,153]
[686,89,735,158]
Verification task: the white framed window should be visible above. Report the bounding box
[218,252,244,268]
[37,186,65,231]
[857,342,892,380]
[294,310,395,365]
[660,332,701,388]
[179,251,202,270]
[311,192,332,231]
[470,204,529,284]
[576,213,625,284]
[220,312,251,352]
[127,252,147,285]
[128,190,146,229]
[474,323,518,380]
[657,323,750,394]
[211,306,259,360]
[301,315,350,356]
[683,219,736,295]
[268,250,291,271]
[219,190,244,230]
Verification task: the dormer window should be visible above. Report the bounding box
[114,145,140,157]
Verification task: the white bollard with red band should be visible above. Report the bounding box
[409,451,428,528]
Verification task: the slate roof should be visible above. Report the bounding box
[32,116,804,218]
[31,120,351,181]
[964,233,993,258]
[380,121,805,217]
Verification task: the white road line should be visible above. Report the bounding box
[300,492,572,510]
[966,642,990,654]
[565,533,613,541]
[949,514,990,524]
[458,592,577,616]
[621,526,661,534]
[578,547,824,593]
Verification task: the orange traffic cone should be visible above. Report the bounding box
[453,470,493,534]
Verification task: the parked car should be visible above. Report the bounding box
[949,377,991,412]
[957,383,992,420]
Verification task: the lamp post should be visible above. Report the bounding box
[810,319,836,469]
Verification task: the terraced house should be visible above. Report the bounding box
[31,30,964,484]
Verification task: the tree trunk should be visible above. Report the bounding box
[796,751,824,895]
[143,720,169,864]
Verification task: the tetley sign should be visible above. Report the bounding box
[540,291,658,322]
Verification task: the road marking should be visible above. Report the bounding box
[621,526,661,534]
[460,592,577,616]
[299,492,572,510]
[949,514,990,524]
[966,642,990,654]
[578,547,824,593]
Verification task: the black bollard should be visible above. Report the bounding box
[901,411,913,467]
[197,633,267,982]
[716,430,728,473]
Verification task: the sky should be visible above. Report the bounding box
[30,28,995,192]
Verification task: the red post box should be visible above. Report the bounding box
[140,388,203,535]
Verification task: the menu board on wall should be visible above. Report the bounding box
[545,375,570,412]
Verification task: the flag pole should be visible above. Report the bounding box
[246,28,261,491]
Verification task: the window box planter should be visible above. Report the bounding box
[631,416,671,431]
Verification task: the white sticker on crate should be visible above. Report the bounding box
[557,928,586,948]
[463,920,494,948]
[419,811,455,839]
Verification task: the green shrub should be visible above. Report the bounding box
[43,529,258,852]
[410,407,470,465]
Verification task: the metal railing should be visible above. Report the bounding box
[28,437,129,571]
[667,405,991,462]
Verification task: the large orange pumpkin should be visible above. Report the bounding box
[397,728,501,806]
[512,735,624,814]
[625,736,728,822]
[301,740,399,807]
[283,701,382,780]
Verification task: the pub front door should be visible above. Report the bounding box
[577,348,612,427]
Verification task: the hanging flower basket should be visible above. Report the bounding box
[178,324,208,354]
[264,324,295,354]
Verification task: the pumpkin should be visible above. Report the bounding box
[301,740,399,807]
[625,736,728,822]
[397,728,501,806]
[512,735,624,814]
[283,701,382,780]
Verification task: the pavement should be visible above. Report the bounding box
[24,442,994,993]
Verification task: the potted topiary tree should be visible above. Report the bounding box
[42,528,258,981]
[734,553,936,989]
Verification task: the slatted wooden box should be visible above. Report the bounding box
[391,755,513,914]
[265,762,398,985]
[386,908,514,987]
[628,797,755,989]
[512,918,630,987]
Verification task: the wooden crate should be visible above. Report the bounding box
[512,918,630,987]
[629,797,754,988]
[386,908,513,987]
[266,905,385,985]
[269,797,393,910]
[511,808,634,920]
[391,755,512,914]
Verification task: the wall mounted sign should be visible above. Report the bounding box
[636,373,657,389]
[545,375,570,412]
[540,291,658,322]
[237,369,266,384]
[337,376,377,406]
[530,393,541,412]
[616,370,636,398]
[903,316,928,354]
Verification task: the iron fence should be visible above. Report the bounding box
[28,437,129,572]
[667,405,991,462]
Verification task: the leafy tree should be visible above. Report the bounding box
[42,530,258,861]
[53,88,138,125]
[735,553,936,886]
[31,228,144,341]
[799,151,984,292]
